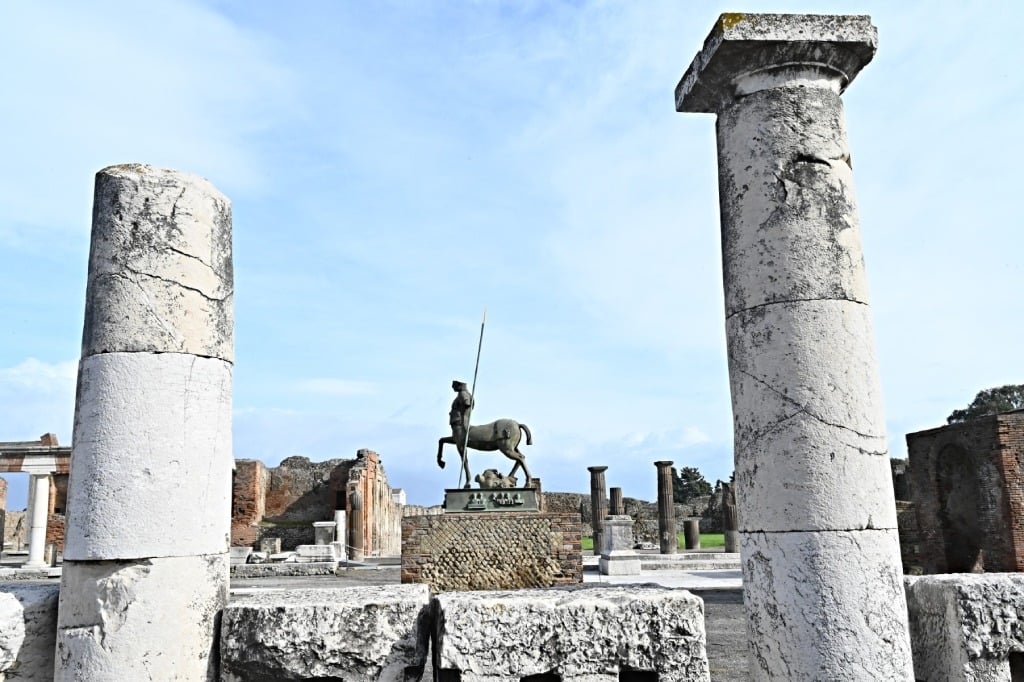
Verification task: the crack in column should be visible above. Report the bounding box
[726,295,868,321]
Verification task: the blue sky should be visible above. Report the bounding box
[0,1,1020,508]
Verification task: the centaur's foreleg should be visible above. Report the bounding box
[437,432,472,488]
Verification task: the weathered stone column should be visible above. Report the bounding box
[349,490,365,562]
[683,519,701,550]
[654,461,676,554]
[56,164,233,680]
[609,486,624,516]
[722,482,739,553]
[24,474,50,568]
[676,14,913,679]
[587,466,608,555]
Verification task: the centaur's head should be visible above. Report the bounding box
[452,380,467,391]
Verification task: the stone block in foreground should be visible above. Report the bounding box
[0,583,59,680]
[220,584,430,681]
[906,574,1024,682]
[433,584,709,681]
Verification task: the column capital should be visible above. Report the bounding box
[654,460,674,469]
[587,466,608,474]
[675,13,877,114]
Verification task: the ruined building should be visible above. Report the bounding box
[232,448,404,555]
[904,410,1024,573]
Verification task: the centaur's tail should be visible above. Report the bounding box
[519,423,533,445]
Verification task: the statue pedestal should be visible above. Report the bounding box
[401,510,582,591]
[443,487,540,513]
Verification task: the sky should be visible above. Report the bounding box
[0,1,1021,508]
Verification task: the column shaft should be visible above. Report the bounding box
[655,461,676,554]
[24,474,50,568]
[609,487,624,516]
[56,164,233,681]
[587,467,608,556]
[676,14,913,679]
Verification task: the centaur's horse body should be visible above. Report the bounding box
[437,418,533,488]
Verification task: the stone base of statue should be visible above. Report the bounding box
[401,509,582,591]
[599,515,641,576]
[443,487,540,513]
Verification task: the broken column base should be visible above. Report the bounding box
[220,584,430,681]
[0,583,59,680]
[55,553,228,681]
[906,573,1024,681]
[433,585,709,681]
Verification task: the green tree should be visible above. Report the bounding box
[947,384,1024,423]
[672,466,712,504]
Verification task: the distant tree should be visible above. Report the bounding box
[672,466,712,504]
[947,384,1024,423]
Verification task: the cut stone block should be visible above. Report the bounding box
[220,584,430,681]
[600,515,640,576]
[295,544,339,562]
[64,352,233,560]
[433,584,709,681]
[0,583,59,681]
[83,163,233,361]
[228,547,252,565]
[906,574,1024,682]
[56,554,228,681]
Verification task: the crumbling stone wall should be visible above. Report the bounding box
[401,512,582,591]
[907,411,1024,573]
[346,450,401,557]
[230,452,404,555]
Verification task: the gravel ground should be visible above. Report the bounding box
[231,567,749,681]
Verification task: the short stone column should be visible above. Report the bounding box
[23,474,50,568]
[56,164,234,680]
[722,482,739,553]
[683,519,701,550]
[654,461,676,554]
[349,490,365,562]
[609,486,624,516]
[587,466,608,555]
[676,14,913,679]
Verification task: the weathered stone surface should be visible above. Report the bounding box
[56,554,228,681]
[741,530,911,680]
[675,13,877,114]
[83,164,233,360]
[906,574,1024,682]
[0,583,59,681]
[229,562,339,578]
[600,515,640,576]
[433,585,709,681]
[676,13,912,680]
[64,352,232,560]
[401,512,582,591]
[220,585,430,681]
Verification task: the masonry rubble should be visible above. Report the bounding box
[676,13,913,679]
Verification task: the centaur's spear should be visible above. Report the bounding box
[458,309,486,487]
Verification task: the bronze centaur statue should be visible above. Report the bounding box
[437,419,534,489]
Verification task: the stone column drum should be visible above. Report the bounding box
[684,519,701,550]
[654,461,676,554]
[56,164,234,680]
[676,14,913,679]
[587,466,608,556]
[609,486,624,516]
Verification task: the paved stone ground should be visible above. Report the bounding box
[232,567,749,681]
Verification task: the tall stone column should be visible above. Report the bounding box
[587,466,608,555]
[349,490,365,562]
[56,164,233,680]
[654,461,676,554]
[609,486,624,516]
[676,14,913,679]
[24,474,50,568]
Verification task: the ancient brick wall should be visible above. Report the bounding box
[907,412,1024,573]
[264,456,354,522]
[401,512,582,592]
[231,460,269,547]
[45,513,64,551]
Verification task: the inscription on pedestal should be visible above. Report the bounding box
[444,488,539,513]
